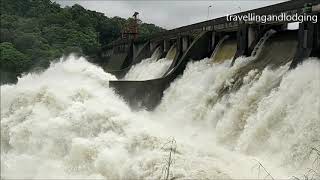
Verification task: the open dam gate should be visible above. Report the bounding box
[102,0,320,110]
[2,1,320,179]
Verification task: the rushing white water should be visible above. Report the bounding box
[124,46,174,80]
[1,54,319,179]
[124,58,172,80]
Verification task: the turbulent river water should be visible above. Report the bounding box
[1,54,320,179]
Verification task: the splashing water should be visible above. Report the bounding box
[124,46,174,80]
[1,54,319,179]
[124,57,172,80]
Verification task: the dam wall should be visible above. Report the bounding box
[104,0,320,110]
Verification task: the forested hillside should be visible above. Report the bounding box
[0,0,165,84]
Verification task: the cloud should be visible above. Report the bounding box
[54,0,287,29]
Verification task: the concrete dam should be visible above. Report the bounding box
[1,0,320,179]
[101,0,320,110]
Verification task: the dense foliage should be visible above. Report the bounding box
[0,0,165,84]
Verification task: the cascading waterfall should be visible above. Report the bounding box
[210,37,237,64]
[1,53,319,179]
[123,58,172,80]
[124,46,175,80]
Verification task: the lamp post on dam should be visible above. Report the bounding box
[207,5,213,20]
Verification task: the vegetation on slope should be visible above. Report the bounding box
[0,0,165,84]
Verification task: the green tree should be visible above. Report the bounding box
[0,0,165,84]
[0,42,31,73]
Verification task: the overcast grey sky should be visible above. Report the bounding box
[55,0,287,29]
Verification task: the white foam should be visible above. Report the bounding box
[1,54,319,179]
[124,57,172,80]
